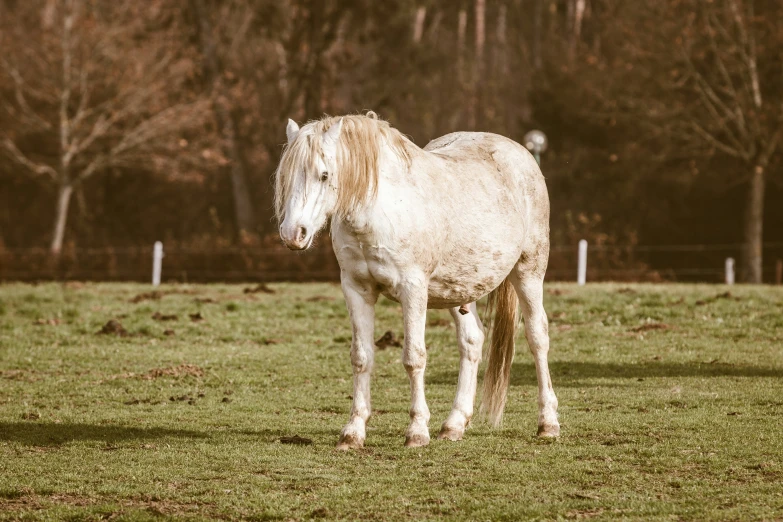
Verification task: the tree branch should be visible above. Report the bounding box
[1,137,58,180]
[689,121,745,158]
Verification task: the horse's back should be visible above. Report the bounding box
[424,131,531,164]
[411,131,550,307]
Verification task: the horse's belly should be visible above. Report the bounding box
[426,252,519,308]
[374,258,512,309]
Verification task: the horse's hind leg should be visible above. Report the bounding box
[510,262,560,437]
[438,303,484,441]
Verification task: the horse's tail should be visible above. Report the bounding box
[480,277,519,427]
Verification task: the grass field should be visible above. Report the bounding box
[0,282,781,521]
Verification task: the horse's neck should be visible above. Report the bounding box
[338,141,421,238]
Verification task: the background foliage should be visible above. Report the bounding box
[1,0,782,280]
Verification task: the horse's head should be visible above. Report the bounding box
[274,113,410,250]
[275,118,343,250]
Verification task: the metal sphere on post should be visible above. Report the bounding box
[524,130,548,165]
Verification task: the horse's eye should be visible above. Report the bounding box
[320,171,328,182]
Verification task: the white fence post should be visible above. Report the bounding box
[152,241,163,286]
[725,257,735,285]
[577,239,588,286]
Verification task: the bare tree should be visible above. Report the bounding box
[0,0,209,253]
[582,0,783,282]
[674,0,782,282]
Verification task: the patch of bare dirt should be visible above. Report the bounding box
[194,297,217,304]
[279,435,313,445]
[98,319,129,336]
[189,312,204,322]
[144,364,204,380]
[99,364,205,384]
[243,283,275,294]
[130,291,164,303]
[696,291,741,306]
[630,323,673,333]
[152,312,178,321]
[130,289,199,303]
[169,393,203,405]
[306,295,334,302]
[124,398,158,406]
[375,331,402,349]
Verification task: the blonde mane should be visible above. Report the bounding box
[274,113,413,221]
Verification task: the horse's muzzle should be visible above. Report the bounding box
[280,225,310,250]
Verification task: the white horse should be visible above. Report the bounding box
[275,113,559,449]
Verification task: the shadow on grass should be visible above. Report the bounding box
[0,422,209,446]
[429,361,783,388]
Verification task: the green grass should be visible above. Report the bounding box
[0,282,781,521]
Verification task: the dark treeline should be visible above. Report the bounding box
[1,0,782,282]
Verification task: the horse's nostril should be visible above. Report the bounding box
[297,227,307,242]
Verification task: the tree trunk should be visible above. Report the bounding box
[569,0,586,63]
[742,164,765,283]
[470,0,485,129]
[532,0,544,70]
[224,114,256,235]
[51,183,73,254]
[190,0,256,235]
[304,1,325,119]
[412,6,426,43]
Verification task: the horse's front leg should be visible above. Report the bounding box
[400,283,430,447]
[336,278,378,451]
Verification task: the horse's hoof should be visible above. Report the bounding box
[336,433,364,451]
[404,433,430,448]
[437,426,464,441]
[537,423,560,438]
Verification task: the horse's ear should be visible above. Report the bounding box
[286,119,300,144]
[322,118,343,155]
